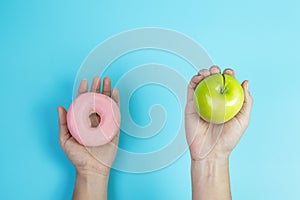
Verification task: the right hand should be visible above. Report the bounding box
[58,76,120,176]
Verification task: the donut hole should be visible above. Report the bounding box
[89,112,101,128]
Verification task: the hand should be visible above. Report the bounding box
[185,66,253,161]
[58,76,120,177]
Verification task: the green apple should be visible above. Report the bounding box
[193,74,244,124]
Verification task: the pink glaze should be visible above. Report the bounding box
[67,93,120,146]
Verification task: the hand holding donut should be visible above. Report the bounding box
[58,77,120,177]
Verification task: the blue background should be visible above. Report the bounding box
[1,0,300,199]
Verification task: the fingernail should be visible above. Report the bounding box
[57,107,61,117]
[246,81,249,91]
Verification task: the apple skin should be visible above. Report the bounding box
[193,74,244,124]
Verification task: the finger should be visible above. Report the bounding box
[77,79,88,96]
[235,80,253,125]
[102,77,111,97]
[186,70,210,115]
[187,75,205,102]
[111,130,120,146]
[198,69,210,77]
[90,76,101,93]
[187,75,204,100]
[111,88,120,107]
[189,75,205,90]
[58,106,71,147]
[223,68,235,77]
[209,65,221,75]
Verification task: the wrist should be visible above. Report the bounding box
[191,156,229,178]
[76,168,110,182]
[191,150,230,163]
[75,163,111,177]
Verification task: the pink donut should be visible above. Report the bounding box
[67,92,120,146]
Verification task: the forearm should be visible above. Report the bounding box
[191,157,231,200]
[73,170,109,200]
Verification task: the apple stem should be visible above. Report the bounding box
[220,74,226,94]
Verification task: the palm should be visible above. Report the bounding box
[58,77,120,176]
[185,67,253,161]
[62,130,119,175]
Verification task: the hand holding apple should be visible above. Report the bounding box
[185,66,253,161]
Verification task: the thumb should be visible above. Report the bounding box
[58,106,71,147]
[235,80,253,126]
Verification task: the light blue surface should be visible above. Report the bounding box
[1,0,300,199]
